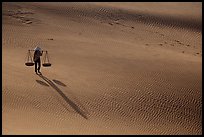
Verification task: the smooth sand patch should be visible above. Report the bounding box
[2,2,202,135]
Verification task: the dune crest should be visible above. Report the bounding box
[2,2,202,135]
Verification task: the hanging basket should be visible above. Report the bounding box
[43,63,51,67]
[25,62,34,66]
[25,50,34,66]
[42,51,52,67]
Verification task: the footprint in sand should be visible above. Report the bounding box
[160,34,164,36]
[24,20,32,24]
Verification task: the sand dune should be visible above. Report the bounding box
[2,2,202,135]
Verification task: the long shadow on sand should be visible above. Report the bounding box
[52,79,66,87]
[36,80,49,87]
[37,74,88,119]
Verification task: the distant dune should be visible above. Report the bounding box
[2,2,202,135]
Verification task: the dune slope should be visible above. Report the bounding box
[2,2,202,135]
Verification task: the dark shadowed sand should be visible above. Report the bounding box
[2,2,202,135]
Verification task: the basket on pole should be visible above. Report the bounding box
[42,51,51,67]
[25,50,34,66]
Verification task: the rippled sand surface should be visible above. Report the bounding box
[2,2,202,135]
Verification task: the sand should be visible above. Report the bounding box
[2,2,202,135]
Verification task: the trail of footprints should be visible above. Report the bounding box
[145,38,201,56]
[6,9,34,25]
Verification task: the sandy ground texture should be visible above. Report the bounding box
[2,2,202,135]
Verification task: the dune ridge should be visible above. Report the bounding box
[2,2,202,135]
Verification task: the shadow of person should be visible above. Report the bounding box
[36,80,49,87]
[53,79,66,87]
[37,74,88,119]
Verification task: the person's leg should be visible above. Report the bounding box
[37,59,41,73]
[35,61,37,73]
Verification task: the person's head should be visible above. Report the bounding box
[34,46,41,51]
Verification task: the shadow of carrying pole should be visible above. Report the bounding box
[38,74,88,119]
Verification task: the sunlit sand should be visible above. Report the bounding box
[2,2,202,135]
